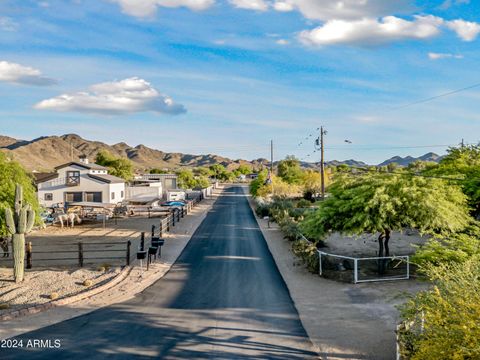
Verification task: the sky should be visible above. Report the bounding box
[0,0,480,164]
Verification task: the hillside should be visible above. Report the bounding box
[0,133,445,172]
[0,134,267,171]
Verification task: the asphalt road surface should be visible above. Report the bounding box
[1,186,317,359]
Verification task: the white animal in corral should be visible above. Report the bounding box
[54,213,82,228]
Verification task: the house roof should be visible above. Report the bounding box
[55,161,108,171]
[88,174,125,184]
[33,172,58,184]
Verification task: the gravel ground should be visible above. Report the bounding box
[323,230,429,257]
[0,266,120,314]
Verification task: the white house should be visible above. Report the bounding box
[36,157,126,208]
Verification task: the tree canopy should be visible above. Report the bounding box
[422,144,480,215]
[301,172,471,256]
[95,150,134,181]
[177,169,210,189]
[277,155,303,184]
[0,153,40,236]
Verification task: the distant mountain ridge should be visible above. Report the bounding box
[0,133,444,172]
[0,134,267,171]
[378,152,444,167]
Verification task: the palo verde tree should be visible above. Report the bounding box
[301,172,471,258]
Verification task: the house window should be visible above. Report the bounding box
[111,192,115,200]
[66,171,80,186]
[85,192,102,202]
[65,192,83,203]
[121,191,124,198]
[44,193,53,201]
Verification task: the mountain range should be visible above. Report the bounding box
[0,134,444,172]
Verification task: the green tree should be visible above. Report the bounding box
[177,169,196,189]
[301,172,471,258]
[236,164,252,175]
[412,223,480,266]
[250,169,268,197]
[423,144,480,215]
[277,155,303,184]
[95,150,134,181]
[302,169,327,201]
[149,168,169,174]
[398,256,480,359]
[194,167,212,177]
[0,153,40,237]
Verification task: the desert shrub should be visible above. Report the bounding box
[412,224,480,267]
[292,239,319,273]
[0,303,10,310]
[296,199,311,208]
[398,256,480,359]
[49,292,59,300]
[278,217,300,241]
[82,279,93,287]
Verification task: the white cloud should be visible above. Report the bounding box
[276,39,289,45]
[439,0,470,10]
[0,17,18,32]
[110,0,214,17]
[299,15,443,46]
[428,52,463,60]
[272,0,412,21]
[229,0,268,11]
[273,1,294,12]
[34,77,186,115]
[0,61,57,86]
[446,19,480,41]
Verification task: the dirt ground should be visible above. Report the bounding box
[0,267,120,314]
[323,230,429,257]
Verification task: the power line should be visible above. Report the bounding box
[391,81,480,110]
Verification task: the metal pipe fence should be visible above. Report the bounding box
[318,250,410,283]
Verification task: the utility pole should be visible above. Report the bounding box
[270,139,274,196]
[319,127,327,200]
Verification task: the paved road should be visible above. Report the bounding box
[1,186,317,359]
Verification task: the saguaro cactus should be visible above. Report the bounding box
[5,185,35,283]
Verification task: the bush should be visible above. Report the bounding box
[0,303,10,310]
[296,199,311,208]
[398,256,480,359]
[82,279,93,287]
[292,239,319,273]
[412,224,480,267]
[49,292,59,300]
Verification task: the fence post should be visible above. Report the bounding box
[140,232,145,251]
[78,242,84,268]
[354,258,358,284]
[26,242,32,269]
[159,219,163,237]
[177,209,180,222]
[172,211,175,227]
[181,207,185,218]
[126,240,131,266]
[318,250,321,276]
[406,256,410,279]
[151,225,156,238]
[167,216,170,232]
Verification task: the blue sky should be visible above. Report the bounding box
[0,0,480,164]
